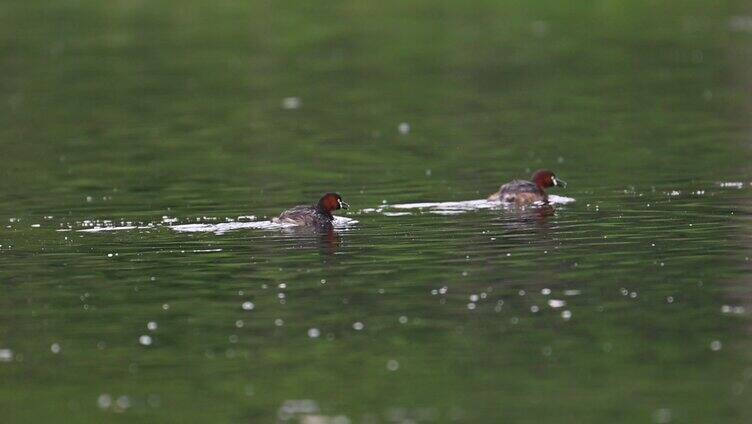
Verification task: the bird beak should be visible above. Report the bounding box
[553,177,567,188]
[339,200,349,209]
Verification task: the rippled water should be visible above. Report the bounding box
[2,0,752,422]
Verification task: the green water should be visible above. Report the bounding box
[2,0,752,422]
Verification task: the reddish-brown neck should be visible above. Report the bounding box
[532,170,554,190]
[317,194,340,213]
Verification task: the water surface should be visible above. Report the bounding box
[2,0,752,422]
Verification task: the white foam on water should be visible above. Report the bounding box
[171,216,358,235]
[59,216,358,235]
[391,199,495,211]
[76,226,139,233]
[429,210,467,215]
[718,181,744,188]
[384,196,575,215]
[547,194,576,205]
[170,221,292,234]
[50,195,575,234]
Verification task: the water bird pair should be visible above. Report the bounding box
[274,170,566,227]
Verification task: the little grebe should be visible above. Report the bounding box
[274,193,349,227]
[488,170,566,205]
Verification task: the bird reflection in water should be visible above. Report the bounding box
[493,203,557,230]
[281,224,343,255]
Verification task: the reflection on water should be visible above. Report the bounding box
[2,0,752,422]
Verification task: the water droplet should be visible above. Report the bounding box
[282,97,301,110]
[115,395,131,411]
[0,349,13,362]
[97,394,112,409]
[548,299,566,308]
[386,359,400,371]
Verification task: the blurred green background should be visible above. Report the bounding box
[1,0,752,422]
